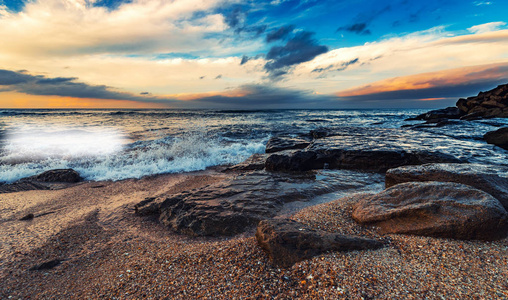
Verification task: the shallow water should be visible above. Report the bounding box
[0,109,507,183]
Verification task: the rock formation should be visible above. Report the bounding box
[352,181,508,240]
[483,127,508,150]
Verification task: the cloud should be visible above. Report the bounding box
[468,22,507,34]
[337,63,508,104]
[264,31,328,77]
[175,84,338,109]
[266,25,295,42]
[215,74,223,79]
[0,69,174,104]
[312,58,360,73]
[337,23,371,35]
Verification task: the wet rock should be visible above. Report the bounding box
[29,259,62,271]
[223,153,269,172]
[385,163,508,209]
[406,107,464,121]
[19,213,35,221]
[256,218,383,267]
[136,170,381,236]
[265,128,462,173]
[265,136,311,153]
[456,83,508,119]
[352,181,508,240]
[0,169,82,194]
[483,127,508,150]
[24,169,81,183]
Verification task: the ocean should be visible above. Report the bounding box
[0,109,507,183]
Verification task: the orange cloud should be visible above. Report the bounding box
[337,62,508,97]
[0,92,168,109]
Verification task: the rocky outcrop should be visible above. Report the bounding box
[135,170,382,236]
[406,107,464,121]
[0,169,82,193]
[352,181,508,240]
[483,127,508,150]
[223,153,269,172]
[255,219,383,267]
[24,169,81,183]
[456,84,508,120]
[265,127,463,173]
[265,136,311,153]
[385,163,508,210]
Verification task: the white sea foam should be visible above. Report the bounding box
[0,128,266,183]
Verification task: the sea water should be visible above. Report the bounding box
[0,109,507,183]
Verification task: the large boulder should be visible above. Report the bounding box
[265,136,311,153]
[456,84,508,119]
[135,170,382,236]
[352,181,508,240]
[256,219,383,267]
[385,163,508,210]
[483,127,508,150]
[223,153,269,172]
[0,169,82,193]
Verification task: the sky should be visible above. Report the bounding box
[0,0,507,109]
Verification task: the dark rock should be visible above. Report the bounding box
[456,84,508,119]
[385,163,508,210]
[136,170,382,236]
[265,136,311,153]
[24,169,81,183]
[29,259,62,271]
[265,127,462,173]
[223,153,268,172]
[352,181,508,240]
[255,218,383,267]
[406,107,464,121]
[20,213,34,221]
[484,127,508,150]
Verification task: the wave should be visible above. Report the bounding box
[0,132,267,183]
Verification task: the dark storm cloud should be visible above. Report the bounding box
[264,31,328,78]
[266,25,295,43]
[312,58,360,73]
[215,74,223,79]
[240,54,265,65]
[224,7,266,36]
[0,69,175,104]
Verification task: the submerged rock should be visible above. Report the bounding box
[352,181,508,240]
[483,127,508,150]
[265,136,311,153]
[385,163,508,210]
[256,218,383,267]
[406,107,464,121]
[136,170,382,236]
[265,127,462,173]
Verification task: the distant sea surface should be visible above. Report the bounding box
[0,109,507,183]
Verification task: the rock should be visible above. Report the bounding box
[29,259,62,271]
[0,169,82,194]
[255,219,383,267]
[483,127,508,150]
[352,181,508,240]
[385,163,508,210]
[406,107,464,121]
[223,153,269,172]
[19,213,35,221]
[265,136,311,153]
[24,169,81,183]
[265,127,462,173]
[136,170,382,236]
[456,84,508,119]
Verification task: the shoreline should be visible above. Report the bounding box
[1,169,507,299]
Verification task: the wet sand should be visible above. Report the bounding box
[1,171,507,299]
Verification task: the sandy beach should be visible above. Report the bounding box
[1,169,507,299]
